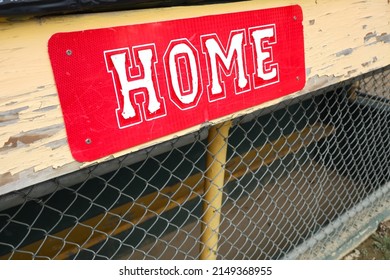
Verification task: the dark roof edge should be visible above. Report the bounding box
[0,0,241,19]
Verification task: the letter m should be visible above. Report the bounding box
[201,30,250,102]
[104,45,166,129]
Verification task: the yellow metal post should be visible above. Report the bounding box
[200,120,232,260]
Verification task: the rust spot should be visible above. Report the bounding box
[309,19,315,25]
[0,172,17,187]
[361,56,378,67]
[365,32,389,44]
[362,61,370,67]
[3,134,50,148]
[364,32,376,42]
[1,124,63,150]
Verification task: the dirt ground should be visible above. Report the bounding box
[343,220,390,260]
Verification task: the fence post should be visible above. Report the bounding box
[200,120,232,260]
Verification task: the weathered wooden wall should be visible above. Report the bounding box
[1,0,389,196]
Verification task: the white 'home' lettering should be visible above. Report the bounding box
[249,25,279,88]
[201,30,250,101]
[164,39,203,110]
[104,45,166,128]
[105,24,280,128]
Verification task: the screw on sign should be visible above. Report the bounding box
[48,5,305,162]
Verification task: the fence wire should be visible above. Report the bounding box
[0,66,389,260]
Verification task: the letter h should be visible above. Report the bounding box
[105,45,166,128]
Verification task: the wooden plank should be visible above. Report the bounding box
[1,123,334,259]
[1,0,389,195]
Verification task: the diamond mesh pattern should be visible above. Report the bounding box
[0,66,389,260]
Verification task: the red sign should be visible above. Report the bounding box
[49,5,305,162]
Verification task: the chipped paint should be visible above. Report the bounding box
[303,74,339,93]
[44,138,67,150]
[2,124,62,150]
[364,32,390,44]
[3,134,50,149]
[0,172,17,187]
[378,33,390,44]
[364,32,377,42]
[336,48,353,57]
[0,106,28,126]
[347,69,358,77]
[361,56,378,67]
[33,105,58,112]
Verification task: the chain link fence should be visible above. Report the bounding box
[0,66,389,260]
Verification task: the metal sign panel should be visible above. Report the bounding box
[48,5,305,162]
